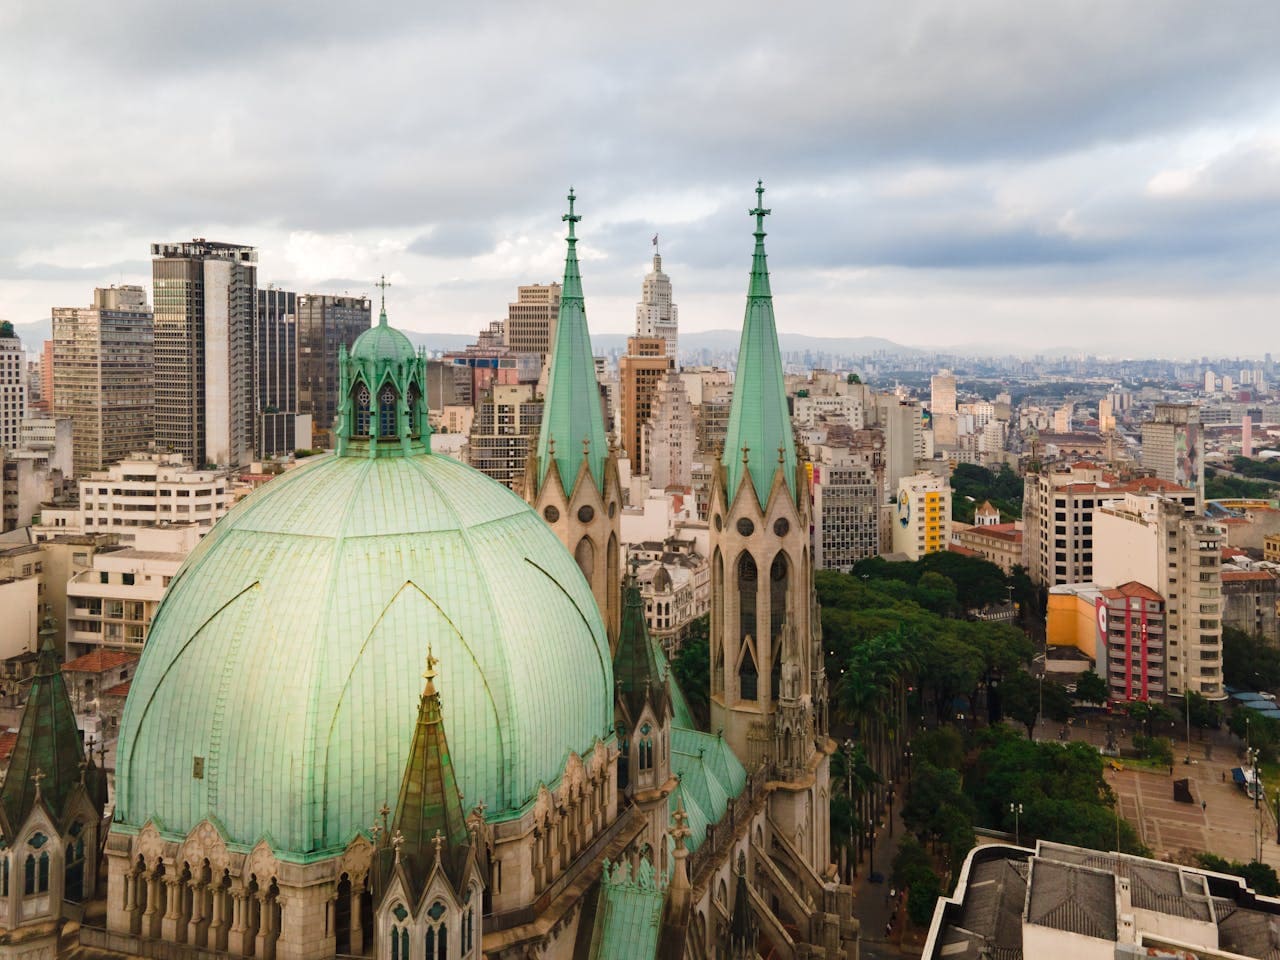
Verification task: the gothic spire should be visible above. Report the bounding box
[613,561,669,724]
[388,649,471,891]
[0,619,91,831]
[536,188,608,496]
[722,181,797,506]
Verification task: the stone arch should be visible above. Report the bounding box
[575,536,595,584]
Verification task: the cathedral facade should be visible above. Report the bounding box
[89,187,855,960]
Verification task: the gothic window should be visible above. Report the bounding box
[37,852,49,893]
[575,537,595,582]
[737,517,755,537]
[425,901,448,960]
[770,552,790,701]
[379,385,399,438]
[544,505,560,523]
[738,552,757,646]
[578,505,595,523]
[712,549,724,694]
[23,855,33,895]
[65,828,86,902]
[407,383,423,436]
[354,384,372,436]
[463,885,478,953]
[391,904,408,960]
[739,642,758,701]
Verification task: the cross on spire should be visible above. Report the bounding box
[563,188,581,240]
[432,829,445,861]
[374,275,392,319]
[30,767,45,798]
[423,645,438,696]
[750,180,771,237]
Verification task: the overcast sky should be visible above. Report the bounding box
[2,1,1278,356]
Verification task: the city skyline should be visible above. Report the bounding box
[2,3,1279,355]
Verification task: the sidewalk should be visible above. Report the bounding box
[850,782,921,960]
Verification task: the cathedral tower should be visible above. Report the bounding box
[708,183,832,866]
[525,190,623,646]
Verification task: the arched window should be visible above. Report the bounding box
[406,383,423,437]
[37,852,49,893]
[463,885,478,954]
[23,855,33,895]
[1,855,8,896]
[379,384,399,438]
[425,900,447,960]
[738,552,757,647]
[391,904,408,960]
[575,537,595,583]
[712,548,724,694]
[354,383,372,436]
[738,642,758,701]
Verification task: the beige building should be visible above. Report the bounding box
[52,285,154,477]
[0,533,120,656]
[502,282,561,361]
[634,250,678,360]
[892,471,951,561]
[1093,491,1225,700]
[930,369,956,415]
[812,435,885,571]
[618,336,672,475]
[950,521,1023,574]
[466,383,543,490]
[642,372,694,490]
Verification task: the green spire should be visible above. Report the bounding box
[0,619,90,830]
[536,188,609,496]
[388,649,471,891]
[722,181,797,506]
[613,562,668,724]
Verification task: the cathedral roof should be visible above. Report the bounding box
[350,294,417,365]
[722,181,798,507]
[668,728,746,853]
[613,568,668,724]
[536,190,609,497]
[0,622,89,832]
[116,314,613,863]
[387,653,471,893]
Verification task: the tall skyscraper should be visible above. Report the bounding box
[618,336,672,475]
[295,294,371,448]
[151,240,257,468]
[255,288,303,458]
[0,322,25,452]
[52,286,154,476]
[635,245,678,361]
[930,368,957,415]
[1141,403,1204,509]
[503,283,561,362]
[643,371,694,490]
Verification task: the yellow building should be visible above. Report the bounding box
[1047,583,1103,660]
[892,471,951,560]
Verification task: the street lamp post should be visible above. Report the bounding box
[1037,674,1044,736]
[888,789,896,837]
[867,825,878,877]
[843,739,855,879]
[1010,802,1023,846]
[1184,691,1192,765]
[1250,747,1261,810]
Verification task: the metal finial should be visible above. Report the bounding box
[391,830,405,864]
[750,181,771,237]
[563,188,581,240]
[423,645,439,696]
[374,275,392,321]
[582,436,591,458]
[742,444,751,466]
[30,767,45,799]
[432,829,445,862]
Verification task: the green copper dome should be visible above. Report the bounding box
[114,451,614,862]
[349,304,417,364]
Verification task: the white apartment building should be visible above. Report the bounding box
[1141,403,1205,509]
[1094,491,1225,700]
[35,453,231,543]
[64,525,197,659]
[892,472,951,561]
[793,394,865,429]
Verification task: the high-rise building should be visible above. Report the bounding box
[1141,403,1204,510]
[892,472,951,560]
[295,294,372,448]
[255,288,313,458]
[812,434,885,571]
[502,283,561,362]
[466,383,543,489]
[151,240,258,468]
[635,246,678,361]
[930,369,956,415]
[1094,491,1225,700]
[643,372,694,490]
[0,321,25,452]
[32,339,54,415]
[51,285,154,476]
[619,336,672,475]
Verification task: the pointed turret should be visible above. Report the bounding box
[386,649,471,892]
[725,852,759,959]
[722,181,797,507]
[536,189,609,496]
[613,563,669,725]
[0,618,88,831]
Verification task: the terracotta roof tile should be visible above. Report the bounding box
[101,679,132,698]
[61,649,140,674]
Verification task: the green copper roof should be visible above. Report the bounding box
[0,624,88,832]
[613,569,668,724]
[350,299,416,365]
[115,451,613,862]
[589,857,667,960]
[536,189,608,496]
[722,182,797,506]
[668,728,745,853]
[387,655,471,892]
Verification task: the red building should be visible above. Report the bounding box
[1101,581,1166,704]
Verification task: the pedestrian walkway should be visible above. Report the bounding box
[850,783,921,960]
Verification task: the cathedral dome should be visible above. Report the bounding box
[349,307,417,364]
[114,451,614,861]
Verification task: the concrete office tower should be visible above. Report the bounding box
[151,240,258,469]
[635,245,678,361]
[51,286,154,477]
[1094,491,1226,700]
[643,371,694,490]
[503,282,561,362]
[1141,403,1204,509]
[873,393,926,499]
[467,383,543,489]
[619,336,672,475]
[1242,414,1254,458]
[812,434,885,571]
[930,369,957,415]
[0,322,27,451]
[295,294,371,448]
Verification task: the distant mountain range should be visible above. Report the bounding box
[9,319,919,359]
